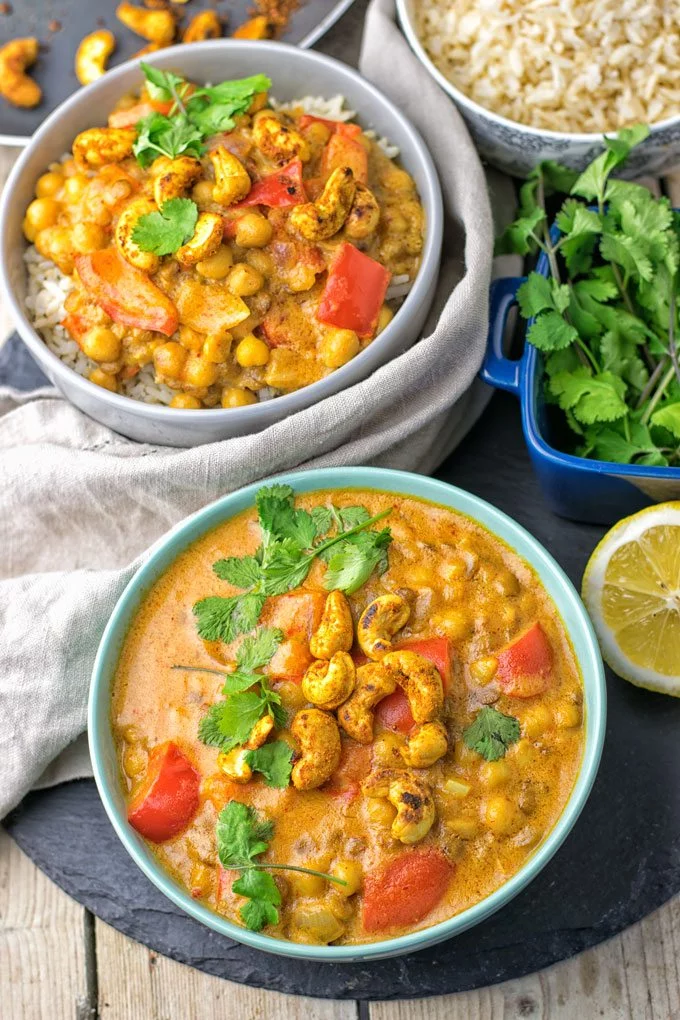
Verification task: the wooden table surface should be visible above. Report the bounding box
[2,4,680,1017]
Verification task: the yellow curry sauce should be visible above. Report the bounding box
[112,489,584,945]
[23,74,424,409]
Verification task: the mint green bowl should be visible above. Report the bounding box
[88,467,606,962]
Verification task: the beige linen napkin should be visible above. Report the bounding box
[0,0,495,818]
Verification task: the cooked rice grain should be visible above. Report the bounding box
[417,0,680,134]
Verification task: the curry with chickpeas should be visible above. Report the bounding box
[23,65,424,409]
[112,485,584,944]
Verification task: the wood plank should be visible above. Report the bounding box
[95,917,358,1020]
[0,829,90,1020]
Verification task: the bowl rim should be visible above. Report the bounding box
[0,39,443,423]
[396,0,680,143]
[88,465,606,962]
[523,237,680,480]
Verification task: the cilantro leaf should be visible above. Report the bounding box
[517,273,570,318]
[571,125,649,202]
[337,506,371,530]
[217,802,273,869]
[495,205,545,256]
[463,707,520,761]
[651,402,680,440]
[140,63,186,103]
[193,592,267,644]
[526,311,579,352]
[198,692,266,752]
[549,368,628,425]
[191,75,271,106]
[310,506,333,536]
[236,627,283,672]
[323,527,392,594]
[131,198,198,255]
[234,871,281,931]
[213,555,262,588]
[599,231,653,283]
[244,741,294,788]
[133,112,203,168]
[580,420,666,465]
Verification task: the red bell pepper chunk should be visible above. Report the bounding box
[375,690,415,735]
[75,250,179,337]
[496,622,553,698]
[127,742,200,843]
[398,637,452,690]
[362,849,454,932]
[322,132,368,184]
[108,99,172,129]
[324,741,371,803]
[299,115,363,139]
[317,242,391,338]
[235,159,307,208]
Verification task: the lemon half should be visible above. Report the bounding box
[582,502,680,694]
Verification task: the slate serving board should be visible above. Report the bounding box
[4,332,680,1000]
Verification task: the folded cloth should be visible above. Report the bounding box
[0,0,494,818]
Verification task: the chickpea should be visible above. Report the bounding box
[235,211,273,248]
[202,333,231,364]
[453,739,477,766]
[227,263,264,296]
[22,217,37,243]
[192,179,216,208]
[183,355,219,388]
[290,903,344,944]
[245,248,273,276]
[320,328,360,369]
[483,795,522,836]
[372,732,406,768]
[365,798,396,827]
[64,174,88,200]
[123,744,147,778]
[288,864,327,897]
[376,304,394,334]
[512,738,538,767]
[82,326,121,363]
[196,244,233,280]
[554,703,581,729]
[330,859,362,897]
[469,656,498,685]
[178,326,205,353]
[36,171,64,198]
[89,367,118,392]
[170,393,202,409]
[495,568,520,596]
[221,386,257,408]
[26,197,61,232]
[276,679,308,713]
[154,342,187,380]
[36,225,74,272]
[304,121,332,146]
[435,607,473,641]
[235,334,270,368]
[522,704,553,739]
[287,264,318,293]
[479,760,512,789]
[381,168,414,194]
[72,221,107,254]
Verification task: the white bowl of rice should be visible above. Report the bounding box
[0,41,442,447]
[397,0,680,178]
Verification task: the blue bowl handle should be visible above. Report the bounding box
[480,276,526,395]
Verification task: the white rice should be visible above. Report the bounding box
[417,0,680,134]
[24,95,412,403]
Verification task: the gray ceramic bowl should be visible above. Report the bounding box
[0,41,443,447]
[397,0,680,179]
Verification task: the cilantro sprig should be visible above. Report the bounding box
[132,64,271,168]
[217,802,346,931]
[175,626,286,754]
[193,485,392,645]
[497,125,680,467]
[132,197,198,255]
[463,707,521,762]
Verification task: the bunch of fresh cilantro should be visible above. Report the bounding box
[193,484,392,645]
[132,64,271,168]
[497,125,680,467]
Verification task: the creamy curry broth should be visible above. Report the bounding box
[112,490,584,944]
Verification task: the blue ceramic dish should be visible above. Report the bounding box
[482,256,680,525]
[89,467,605,962]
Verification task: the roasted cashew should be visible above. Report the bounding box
[183,11,222,43]
[252,113,310,165]
[115,197,160,272]
[73,126,136,169]
[289,167,356,241]
[309,590,354,659]
[357,593,410,660]
[0,38,42,108]
[233,15,272,40]
[363,768,436,844]
[75,30,116,86]
[175,212,223,267]
[337,662,396,744]
[302,652,355,711]
[382,650,444,724]
[209,146,252,207]
[291,708,341,791]
[401,721,448,769]
[344,182,380,240]
[152,155,203,207]
[216,713,275,784]
[116,2,177,45]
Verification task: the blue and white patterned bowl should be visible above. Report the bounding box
[396,0,680,179]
